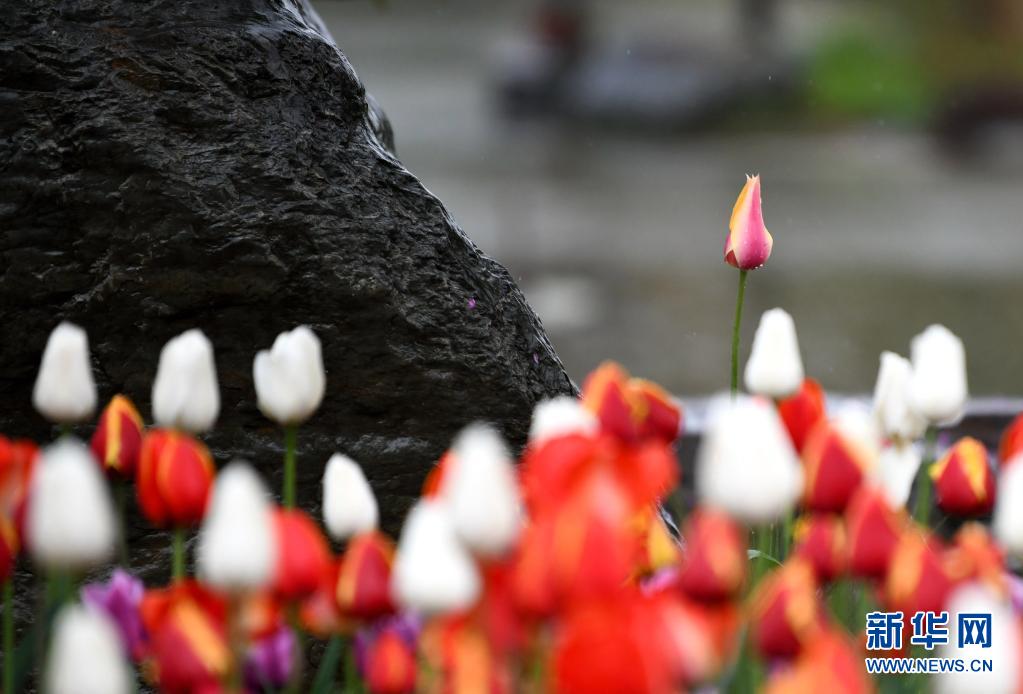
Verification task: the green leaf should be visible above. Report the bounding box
[747,549,782,567]
[311,635,344,694]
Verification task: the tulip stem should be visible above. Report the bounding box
[283,425,298,509]
[730,270,749,398]
[171,527,186,581]
[115,480,130,566]
[3,579,12,694]
[913,427,938,526]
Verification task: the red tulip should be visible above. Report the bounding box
[0,437,39,542]
[845,487,906,580]
[90,394,145,479]
[137,430,215,528]
[777,378,826,453]
[581,362,682,445]
[944,522,1006,593]
[336,531,395,621]
[271,508,332,602]
[420,615,512,694]
[677,508,746,603]
[930,437,996,516]
[764,629,874,694]
[791,514,847,583]
[801,421,870,513]
[140,580,230,694]
[509,518,557,618]
[750,558,827,660]
[365,629,417,694]
[999,412,1023,464]
[884,531,955,615]
[0,515,17,582]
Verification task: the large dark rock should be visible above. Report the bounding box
[0,0,575,539]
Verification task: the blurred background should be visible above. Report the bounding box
[315,0,1023,397]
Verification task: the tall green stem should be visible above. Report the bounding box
[283,425,298,509]
[171,527,186,581]
[3,579,12,694]
[115,480,130,566]
[730,270,749,398]
[913,427,938,526]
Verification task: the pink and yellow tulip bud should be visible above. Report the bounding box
[764,629,874,694]
[801,422,871,513]
[677,508,747,603]
[750,558,827,660]
[90,395,145,480]
[884,532,955,616]
[930,437,996,517]
[725,174,773,270]
[792,514,847,583]
[845,486,906,580]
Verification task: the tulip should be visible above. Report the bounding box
[138,429,215,579]
[362,628,417,694]
[0,517,16,583]
[777,378,826,453]
[140,580,230,693]
[844,486,906,579]
[81,569,148,661]
[0,436,38,551]
[801,421,871,513]
[677,508,747,603]
[872,443,922,508]
[336,531,395,620]
[244,625,297,692]
[391,499,480,614]
[270,507,332,601]
[253,326,325,426]
[580,362,682,444]
[999,413,1023,464]
[872,351,927,443]
[90,395,145,479]
[438,424,522,557]
[32,321,97,424]
[750,558,827,660]
[832,401,882,462]
[419,615,510,694]
[945,523,1006,594]
[744,308,803,399]
[884,532,955,616]
[322,453,379,541]
[528,395,598,445]
[28,438,116,572]
[792,514,847,582]
[930,437,996,517]
[993,455,1023,557]
[152,328,220,433]
[724,174,773,271]
[45,604,133,694]
[197,462,276,593]
[909,324,967,426]
[937,583,1021,694]
[696,396,803,523]
[763,629,873,694]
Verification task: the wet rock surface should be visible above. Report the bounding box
[0,0,573,572]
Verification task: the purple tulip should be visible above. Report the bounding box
[80,568,147,661]
[245,625,297,690]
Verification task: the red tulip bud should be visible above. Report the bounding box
[336,531,395,621]
[137,430,215,528]
[750,558,827,660]
[802,422,870,513]
[365,629,417,694]
[777,378,826,453]
[792,514,847,583]
[998,413,1023,464]
[677,508,747,603]
[271,508,333,602]
[90,395,145,479]
[930,437,996,517]
[884,532,955,615]
[845,486,906,580]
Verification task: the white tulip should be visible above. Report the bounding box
[743,308,804,399]
[253,326,326,426]
[696,395,803,523]
[440,424,522,556]
[833,401,882,465]
[993,455,1023,557]
[45,604,133,694]
[391,499,480,614]
[28,439,116,571]
[322,453,378,541]
[936,583,1021,694]
[872,351,927,442]
[197,462,275,592]
[872,443,922,508]
[909,324,967,426]
[32,322,97,424]
[528,396,597,445]
[152,329,220,433]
